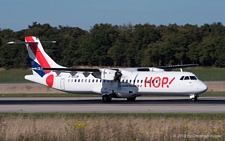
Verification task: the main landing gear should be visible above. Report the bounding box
[190,94,198,101]
[102,95,112,102]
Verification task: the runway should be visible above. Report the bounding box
[0,97,225,113]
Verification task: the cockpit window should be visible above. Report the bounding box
[180,76,198,81]
[190,76,197,80]
[184,76,190,80]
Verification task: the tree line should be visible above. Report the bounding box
[0,22,225,69]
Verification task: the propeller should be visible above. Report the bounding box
[114,70,122,82]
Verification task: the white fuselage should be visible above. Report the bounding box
[29,70,207,98]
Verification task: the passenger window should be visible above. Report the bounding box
[88,79,91,82]
[92,79,94,82]
[129,80,132,83]
[100,80,102,83]
[85,79,87,82]
[81,79,83,82]
[74,79,77,82]
[96,79,98,82]
[126,80,128,83]
[78,79,80,82]
[141,80,143,83]
[68,79,70,82]
[137,80,139,83]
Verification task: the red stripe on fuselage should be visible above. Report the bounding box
[25,36,51,73]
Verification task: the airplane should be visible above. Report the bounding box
[7,36,208,102]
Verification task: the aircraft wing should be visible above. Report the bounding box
[154,64,198,71]
[42,64,198,73]
[43,64,198,70]
[42,64,198,79]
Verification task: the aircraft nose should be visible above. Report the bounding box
[199,82,208,93]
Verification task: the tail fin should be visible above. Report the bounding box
[25,36,64,77]
[8,36,64,87]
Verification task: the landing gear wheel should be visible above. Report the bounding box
[102,95,111,102]
[127,97,136,101]
[191,96,198,101]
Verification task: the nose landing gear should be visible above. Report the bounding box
[190,94,198,101]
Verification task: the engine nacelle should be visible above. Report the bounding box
[101,69,117,80]
[114,87,139,98]
[92,69,121,81]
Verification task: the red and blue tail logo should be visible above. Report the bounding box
[25,36,54,87]
[29,58,45,77]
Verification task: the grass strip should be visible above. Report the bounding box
[0,113,224,140]
[0,69,31,83]
[0,113,225,119]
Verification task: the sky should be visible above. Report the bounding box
[1,0,225,31]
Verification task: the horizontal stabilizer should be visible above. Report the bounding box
[7,41,38,44]
[41,41,56,44]
[7,41,56,45]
